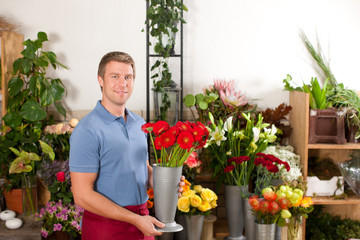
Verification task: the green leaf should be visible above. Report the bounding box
[22,58,33,75]
[39,140,55,161]
[9,157,32,174]
[184,94,196,107]
[199,101,208,110]
[8,77,24,96]
[29,76,38,95]
[12,58,22,74]
[195,94,205,102]
[9,147,21,156]
[19,100,47,121]
[54,101,66,118]
[51,79,65,101]
[37,31,48,43]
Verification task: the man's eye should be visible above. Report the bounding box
[125,76,132,80]
[112,75,118,79]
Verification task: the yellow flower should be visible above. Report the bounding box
[201,188,217,202]
[281,209,292,219]
[300,197,313,208]
[198,201,212,212]
[190,195,202,208]
[177,197,190,213]
[193,185,203,194]
[182,190,195,198]
[210,200,217,208]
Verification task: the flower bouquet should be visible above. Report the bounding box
[141,120,209,232]
[177,181,218,216]
[253,152,290,196]
[274,184,314,240]
[205,112,277,189]
[177,181,218,240]
[36,201,84,239]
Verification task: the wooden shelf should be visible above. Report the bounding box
[312,196,360,205]
[308,143,360,150]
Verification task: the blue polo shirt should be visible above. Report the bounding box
[69,101,149,207]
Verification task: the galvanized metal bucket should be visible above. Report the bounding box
[255,222,276,240]
[153,164,183,232]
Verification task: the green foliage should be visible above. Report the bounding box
[0,31,67,190]
[283,74,332,109]
[306,206,360,239]
[184,91,219,123]
[145,0,187,121]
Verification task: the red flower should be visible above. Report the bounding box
[141,122,153,134]
[160,131,176,148]
[168,126,180,136]
[176,121,191,132]
[190,126,205,141]
[177,131,195,150]
[263,191,277,202]
[254,157,264,166]
[269,201,280,214]
[56,172,65,182]
[224,165,235,173]
[153,121,170,136]
[260,200,271,214]
[249,196,261,211]
[266,164,279,173]
[278,197,290,209]
[184,152,199,168]
[154,137,163,150]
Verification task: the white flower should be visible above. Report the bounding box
[210,127,226,146]
[253,127,260,142]
[223,116,233,132]
[263,124,277,143]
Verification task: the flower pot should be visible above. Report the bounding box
[308,108,346,144]
[224,185,246,240]
[4,188,23,214]
[185,215,204,240]
[153,164,183,232]
[255,222,275,240]
[243,199,256,240]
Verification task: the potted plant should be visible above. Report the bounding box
[7,140,54,219]
[283,74,346,144]
[0,31,67,211]
[145,0,187,123]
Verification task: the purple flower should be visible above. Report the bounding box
[53,223,62,231]
[41,229,48,238]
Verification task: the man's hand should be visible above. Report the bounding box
[178,175,185,197]
[135,215,164,236]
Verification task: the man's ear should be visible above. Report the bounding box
[98,76,104,87]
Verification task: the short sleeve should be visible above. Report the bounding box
[69,125,100,173]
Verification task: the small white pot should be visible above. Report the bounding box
[5,218,23,229]
[0,210,16,221]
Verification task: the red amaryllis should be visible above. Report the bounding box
[56,172,65,182]
[177,131,195,150]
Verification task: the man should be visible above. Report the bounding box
[69,51,165,239]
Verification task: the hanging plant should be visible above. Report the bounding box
[145,0,187,121]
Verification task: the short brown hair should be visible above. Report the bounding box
[97,51,136,79]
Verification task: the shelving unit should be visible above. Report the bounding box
[145,1,184,123]
[289,91,360,239]
[0,31,24,118]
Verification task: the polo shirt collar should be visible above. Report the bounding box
[95,100,136,124]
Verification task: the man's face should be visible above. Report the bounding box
[98,61,134,110]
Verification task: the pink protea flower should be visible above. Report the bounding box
[213,79,248,108]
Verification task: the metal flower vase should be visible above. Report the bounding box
[184,215,204,240]
[243,198,256,240]
[225,185,246,240]
[153,164,183,232]
[255,222,276,240]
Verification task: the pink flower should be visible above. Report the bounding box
[213,79,248,108]
[41,229,48,238]
[53,223,62,231]
[184,152,200,168]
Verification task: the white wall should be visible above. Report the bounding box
[1,0,360,116]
